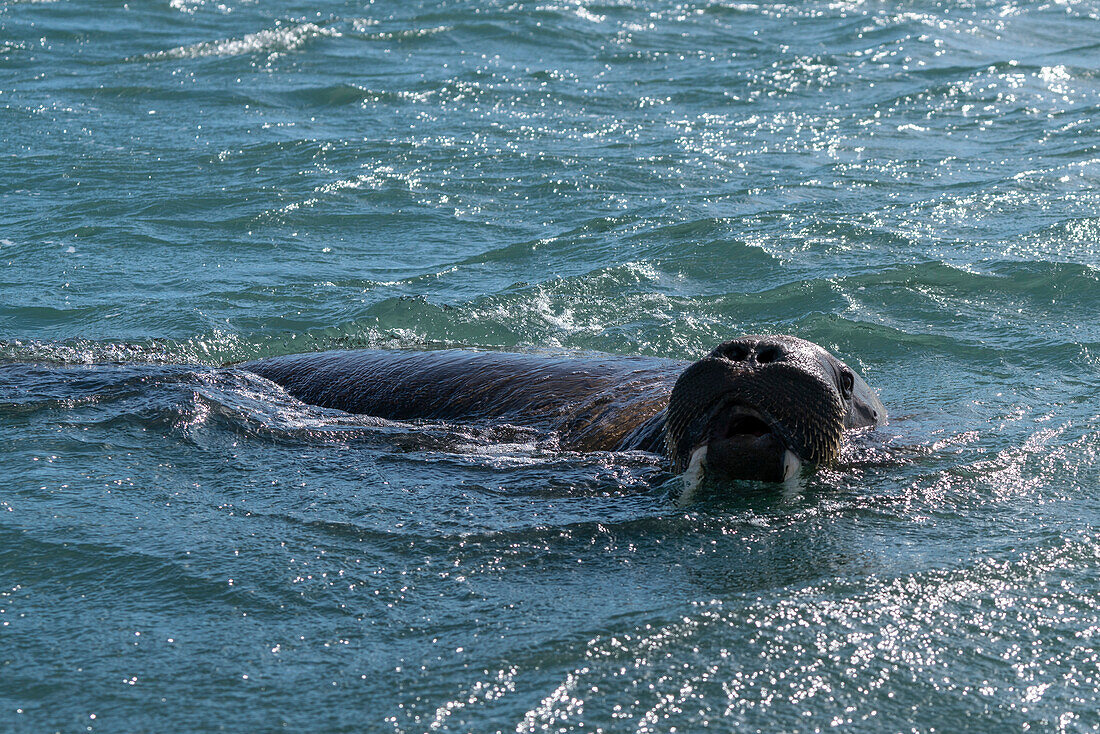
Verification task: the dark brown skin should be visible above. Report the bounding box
[243,349,681,453]
[243,336,885,482]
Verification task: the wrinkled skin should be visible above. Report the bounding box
[666,335,885,483]
[242,335,885,485]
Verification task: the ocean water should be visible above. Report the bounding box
[2,0,1100,730]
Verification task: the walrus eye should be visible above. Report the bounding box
[840,370,854,399]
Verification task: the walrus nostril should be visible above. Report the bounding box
[720,343,750,361]
[756,346,780,364]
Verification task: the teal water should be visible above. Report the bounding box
[2,0,1100,730]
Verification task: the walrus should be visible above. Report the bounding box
[243,334,885,486]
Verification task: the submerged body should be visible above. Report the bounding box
[243,335,886,483]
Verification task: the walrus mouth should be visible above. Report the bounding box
[689,400,803,483]
[710,406,773,442]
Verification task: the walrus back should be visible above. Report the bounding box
[242,349,680,448]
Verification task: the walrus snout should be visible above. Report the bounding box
[666,335,850,481]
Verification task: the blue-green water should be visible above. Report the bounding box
[2,0,1100,730]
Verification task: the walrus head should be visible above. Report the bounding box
[666,335,884,483]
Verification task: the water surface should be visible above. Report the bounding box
[2,0,1100,731]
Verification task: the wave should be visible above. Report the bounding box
[143,21,339,61]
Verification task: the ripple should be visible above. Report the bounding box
[143,21,340,61]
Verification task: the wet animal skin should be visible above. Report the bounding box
[243,335,885,484]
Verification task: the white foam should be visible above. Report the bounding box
[148,22,338,61]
